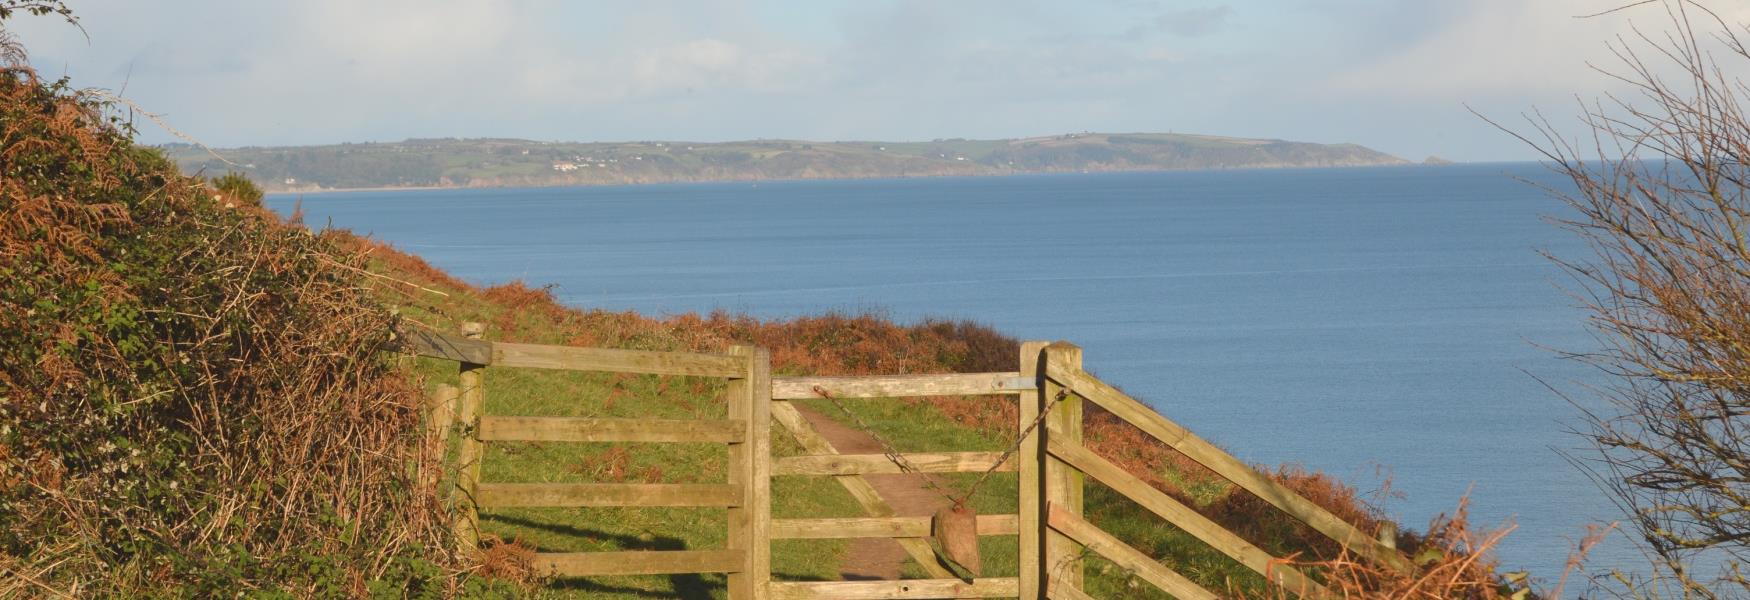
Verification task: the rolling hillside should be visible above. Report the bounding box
[163,132,1409,192]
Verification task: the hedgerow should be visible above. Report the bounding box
[0,67,458,596]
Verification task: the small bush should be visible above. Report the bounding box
[0,68,453,595]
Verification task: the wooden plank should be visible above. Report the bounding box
[726,346,771,600]
[747,347,773,600]
[771,514,1019,539]
[478,416,746,443]
[424,384,459,444]
[1047,579,1097,600]
[492,342,744,377]
[1045,355,1413,574]
[451,323,487,557]
[476,483,742,508]
[1047,504,1219,600]
[1049,438,1333,599]
[421,384,459,491]
[773,452,1014,476]
[771,372,1028,400]
[1016,340,1049,600]
[768,578,1020,600]
[398,327,493,364]
[1043,342,1086,593]
[769,400,958,579]
[535,549,744,576]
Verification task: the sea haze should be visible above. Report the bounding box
[270,164,1616,582]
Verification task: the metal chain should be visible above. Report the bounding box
[812,384,1072,506]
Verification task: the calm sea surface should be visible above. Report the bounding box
[270,164,1620,583]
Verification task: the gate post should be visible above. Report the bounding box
[452,322,487,559]
[726,346,772,600]
[1043,342,1085,595]
[1016,340,1050,599]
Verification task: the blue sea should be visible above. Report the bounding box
[270,164,1621,584]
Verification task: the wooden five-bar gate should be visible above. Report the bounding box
[406,327,1410,599]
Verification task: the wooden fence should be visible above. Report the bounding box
[406,327,1410,599]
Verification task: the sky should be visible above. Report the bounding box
[3,0,1733,162]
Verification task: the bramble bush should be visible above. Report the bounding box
[0,67,461,596]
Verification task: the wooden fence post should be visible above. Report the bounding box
[1016,340,1050,599]
[726,346,772,600]
[1044,342,1085,593]
[453,322,487,559]
[423,384,459,491]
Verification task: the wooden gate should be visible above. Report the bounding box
[411,326,771,598]
[408,327,1411,599]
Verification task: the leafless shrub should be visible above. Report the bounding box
[1486,1,1750,596]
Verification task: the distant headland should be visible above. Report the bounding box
[161,132,1412,193]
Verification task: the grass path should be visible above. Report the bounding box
[791,404,957,580]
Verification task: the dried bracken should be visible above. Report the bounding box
[0,67,455,595]
[1487,1,1750,596]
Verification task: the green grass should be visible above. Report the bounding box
[387,274,1316,598]
[409,352,1285,598]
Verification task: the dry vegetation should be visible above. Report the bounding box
[0,67,466,596]
[1482,1,1750,597]
[346,232,1531,598]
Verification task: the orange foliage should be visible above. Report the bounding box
[339,231,1415,572]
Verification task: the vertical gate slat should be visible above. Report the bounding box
[1043,342,1085,595]
[1017,340,1050,599]
[452,322,487,558]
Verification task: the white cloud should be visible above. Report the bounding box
[9,0,1745,160]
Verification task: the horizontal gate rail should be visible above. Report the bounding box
[772,372,1030,400]
[773,451,1015,476]
[478,416,747,443]
[1046,438,1332,598]
[535,549,745,577]
[768,578,1021,600]
[1044,352,1412,575]
[768,399,960,580]
[476,483,743,508]
[494,341,746,376]
[1046,503,1217,600]
[1047,580,1096,600]
[771,514,1019,539]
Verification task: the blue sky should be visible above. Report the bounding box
[4,0,1709,161]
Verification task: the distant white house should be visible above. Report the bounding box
[284,177,296,185]
[553,162,580,172]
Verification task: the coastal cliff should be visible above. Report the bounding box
[164,132,1409,192]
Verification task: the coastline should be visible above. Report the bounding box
[261,160,1442,196]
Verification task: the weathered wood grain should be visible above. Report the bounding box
[768,400,957,580]
[451,323,487,557]
[772,452,1014,476]
[770,514,1019,539]
[475,483,742,508]
[1047,579,1097,600]
[1016,340,1049,600]
[399,328,493,364]
[727,346,772,600]
[478,416,746,443]
[767,578,1020,600]
[1047,503,1217,600]
[535,549,744,576]
[491,342,744,377]
[1045,354,1412,574]
[1043,342,1086,593]
[771,372,1028,400]
[1048,438,1332,599]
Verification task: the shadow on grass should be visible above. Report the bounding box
[482,513,831,599]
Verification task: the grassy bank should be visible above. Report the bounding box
[348,233,1415,598]
[3,55,1512,598]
